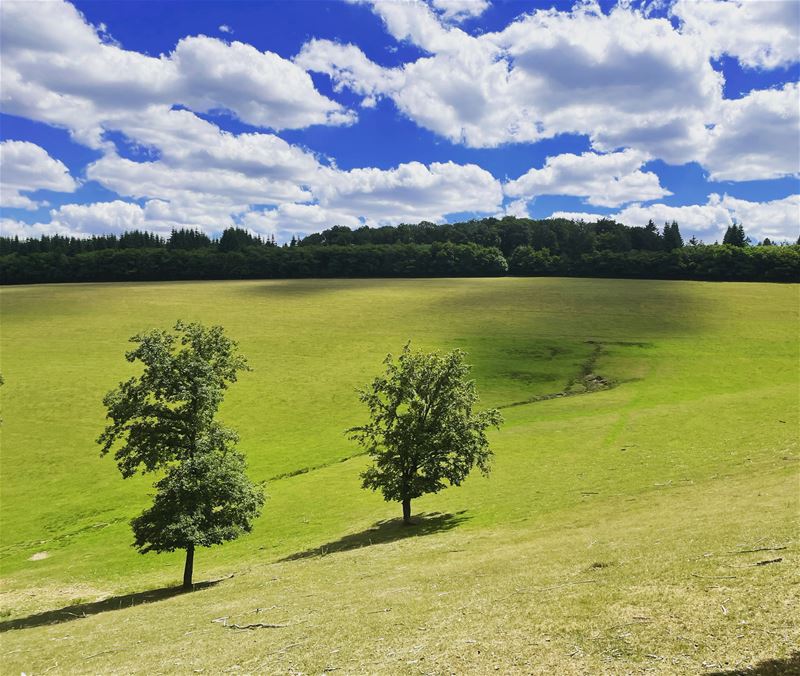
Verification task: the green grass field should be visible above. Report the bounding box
[1,278,798,674]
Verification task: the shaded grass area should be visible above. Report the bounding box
[0,579,221,633]
[708,653,800,675]
[279,511,470,562]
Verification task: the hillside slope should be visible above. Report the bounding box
[1,278,797,673]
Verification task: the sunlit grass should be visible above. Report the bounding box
[1,278,797,673]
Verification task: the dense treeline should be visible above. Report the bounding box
[1,219,798,284]
[0,242,509,284]
[0,227,274,256]
[296,217,691,257]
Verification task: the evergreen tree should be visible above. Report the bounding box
[723,222,748,247]
[663,221,684,250]
[218,227,260,252]
[168,228,212,250]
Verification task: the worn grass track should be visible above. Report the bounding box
[0,278,798,673]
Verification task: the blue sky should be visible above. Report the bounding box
[1,0,798,243]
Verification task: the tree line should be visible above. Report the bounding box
[2,218,798,284]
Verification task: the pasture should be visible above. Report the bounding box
[0,278,797,674]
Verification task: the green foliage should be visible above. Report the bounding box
[168,228,212,250]
[508,246,561,275]
[218,227,263,252]
[98,321,250,477]
[349,344,502,522]
[131,450,265,554]
[2,216,798,283]
[662,220,684,251]
[723,222,748,247]
[98,321,263,579]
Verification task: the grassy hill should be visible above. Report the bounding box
[1,278,797,674]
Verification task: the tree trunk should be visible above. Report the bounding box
[402,497,412,525]
[183,544,195,590]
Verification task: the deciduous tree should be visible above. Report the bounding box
[98,321,264,588]
[349,344,502,525]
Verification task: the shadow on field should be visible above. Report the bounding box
[0,579,220,633]
[280,510,470,562]
[707,652,800,675]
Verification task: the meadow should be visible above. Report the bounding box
[0,277,797,674]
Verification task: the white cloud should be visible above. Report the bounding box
[0,140,78,209]
[87,147,312,210]
[49,200,147,234]
[242,203,362,238]
[501,199,532,219]
[171,36,355,129]
[1,200,146,239]
[505,150,670,208]
[0,0,353,146]
[219,24,233,34]
[552,193,800,243]
[1,217,76,239]
[314,160,503,224]
[546,211,607,223]
[360,0,480,54]
[4,157,503,239]
[704,83,800,182]
[672,0,800,69]
[430,0,489,23]
[296,39,404,107]
[303,2,721,161]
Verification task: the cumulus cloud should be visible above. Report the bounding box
[430,0,489,23]
[300,1,796,178]
[0,140,78,209]
[1,200,146,239]
[314,160,503,224]
[0,0,352,146]
[302,2,721,161]
[552,193,800,243]
[704,83,800,182]
[505,150,670,208]
[4,157,503,239]
[242,203,362,238]
[672,0,800,69]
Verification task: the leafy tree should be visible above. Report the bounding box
[348,344,502,524]
[98,321,264,588]
[629,220,662,251]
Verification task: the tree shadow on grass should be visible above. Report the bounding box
[279,510,470,563]
[707,653,800,675]
[0,579,221,633]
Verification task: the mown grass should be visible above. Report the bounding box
[0,277,797,673]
